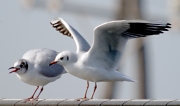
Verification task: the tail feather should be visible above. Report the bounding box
[114,71,136,82]
[122,75,136,82]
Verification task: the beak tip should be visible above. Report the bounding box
[9,71,13,74]
[49,61,57,66]
[8,67,14,70]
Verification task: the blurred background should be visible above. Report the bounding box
[0,0,180,99]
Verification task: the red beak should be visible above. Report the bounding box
[49,61,57,66]
[8,67,20,74]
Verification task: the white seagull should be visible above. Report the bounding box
[49,19,171,100]
[9,49,66,102]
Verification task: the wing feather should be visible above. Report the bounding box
[22,48,66,77]
[50,18,90,53]
[87,20,171,70]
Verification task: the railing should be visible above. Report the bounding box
[0,99,179,106]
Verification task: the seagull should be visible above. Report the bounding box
[49,19,171,100]
[8,48,66,102]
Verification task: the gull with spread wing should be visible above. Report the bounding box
[49,19,171,100]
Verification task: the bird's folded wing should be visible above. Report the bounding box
[38,64,65,78]
[87,20,171,71]
[50,18,90,53]
[23,48,66,78]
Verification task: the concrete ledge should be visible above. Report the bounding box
[0,99,179,106]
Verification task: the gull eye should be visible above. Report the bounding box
[20,64,24,68]
[60,57,64,60]
[67,56,69,60]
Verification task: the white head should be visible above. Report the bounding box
[49,51,77,66]
[9,59,28,75]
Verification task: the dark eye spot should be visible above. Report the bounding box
[67,56,69,60]
[60,57,64,60]
[20,62,26,68]
[20,64,24,68]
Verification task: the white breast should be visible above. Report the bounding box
[16,69,61,86]
[64,60,111,82]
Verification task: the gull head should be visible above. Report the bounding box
[8,59,28,75]
[49,51,77,66]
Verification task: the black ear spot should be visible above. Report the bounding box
[60,57,64,60]
[67,56,69,60]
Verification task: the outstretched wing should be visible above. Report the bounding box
[23,48,66,77]
[50,18,90,53]
[87,20,171,70]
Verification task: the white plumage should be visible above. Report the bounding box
[50,18,171,100]
[9,48,66,102]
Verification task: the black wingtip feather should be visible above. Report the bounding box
[167,23,171,25]
[166,25,171,28]
[50,18,73,38]
[123,22,171,39]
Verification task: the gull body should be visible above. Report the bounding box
[16,49,66,86]
[50,18,171,100]
[56,50,133,82]
[9,48,66,102]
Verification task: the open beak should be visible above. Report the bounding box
[49,61,57,66]
[8,67,20,74]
